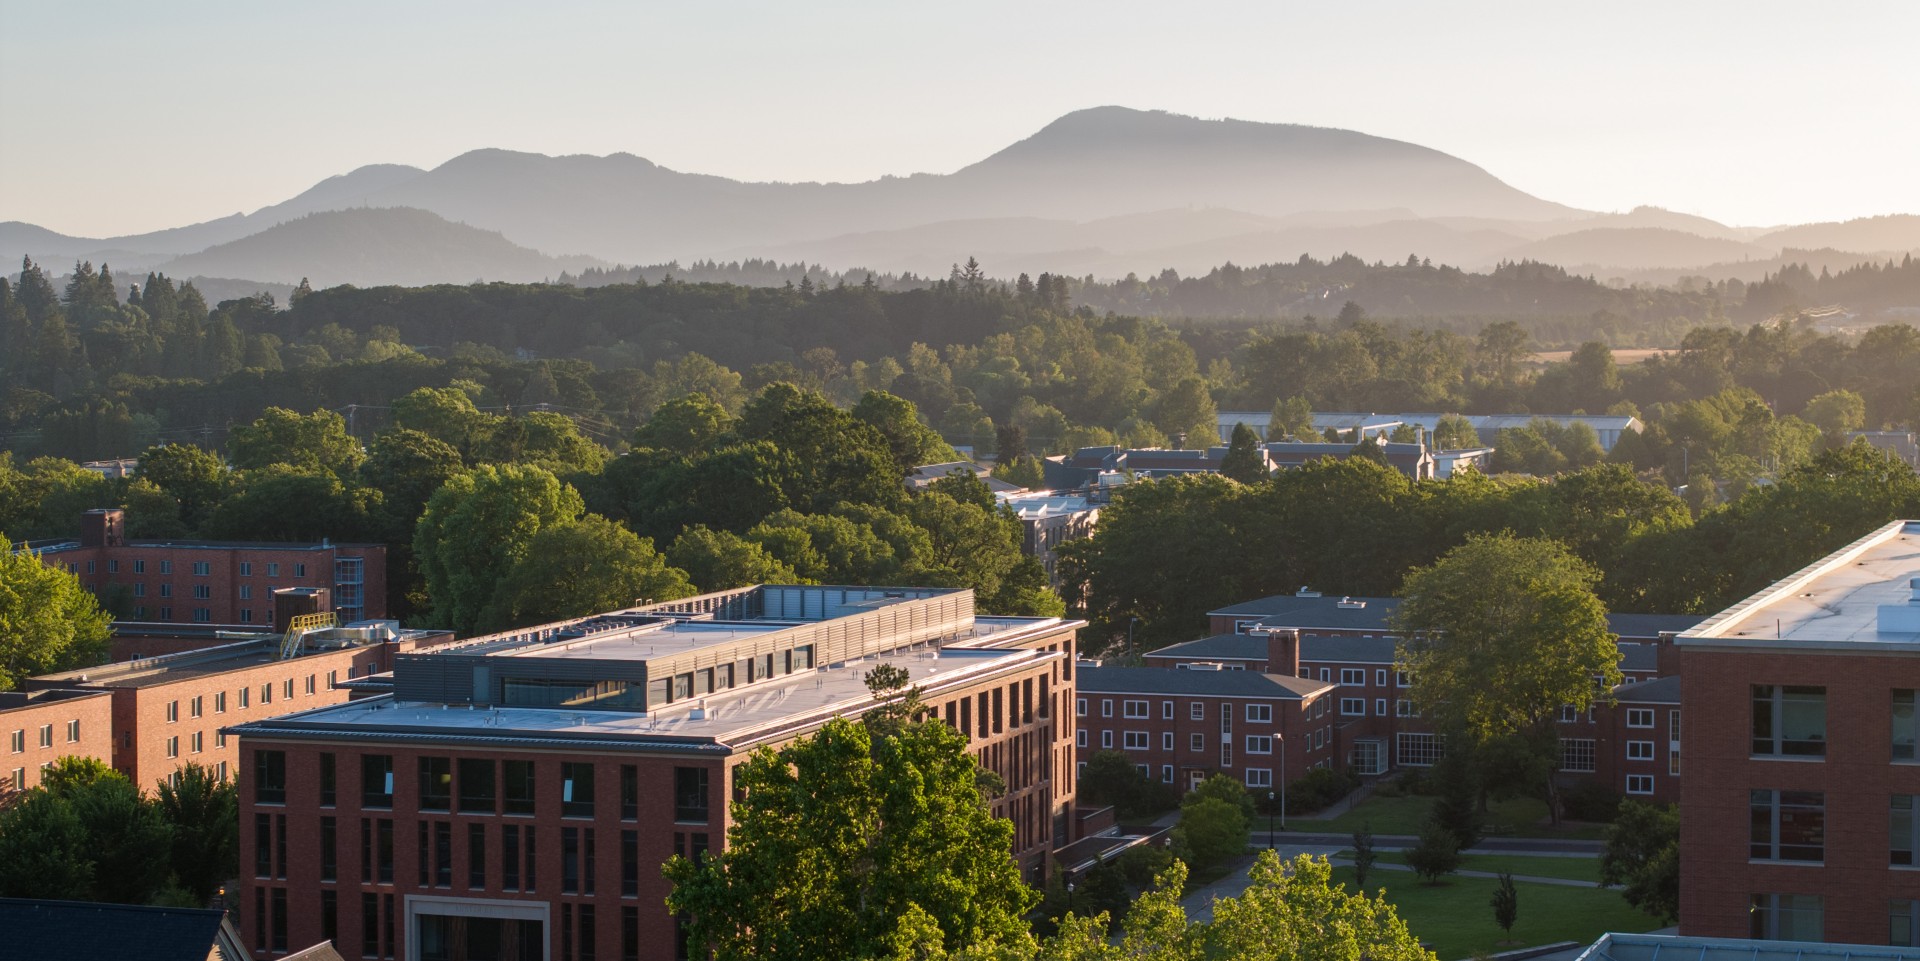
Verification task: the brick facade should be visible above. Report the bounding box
[1,689,114,796]
[35,509,387,626]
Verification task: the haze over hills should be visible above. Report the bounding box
[154,208,604,289]
[4,107,1918,291]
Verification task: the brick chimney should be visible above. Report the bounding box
[1265,627,1301,677]
[1656,631,1681,678]
[79,508,125,548]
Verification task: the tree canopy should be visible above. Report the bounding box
[0,537,112,690]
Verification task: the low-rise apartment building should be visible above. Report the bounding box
[230,585,1082,961]
[32,508,387,626]
[24,609,451,791]
[1,689,114,796]
[1676,519,1920,945]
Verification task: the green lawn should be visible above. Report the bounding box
[1336,850,1604,884]
[1286,794,1608,841]
[1332,866,1659,959]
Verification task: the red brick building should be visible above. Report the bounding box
[1676,520,1920,945]
[34,509,387,626]
[230,586,1082,961]
[25,619,451,791]
[2,688,114,797]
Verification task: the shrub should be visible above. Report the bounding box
[1561,781,1622,822]
[1405,815,1462,884]
[1284,765,1360,815]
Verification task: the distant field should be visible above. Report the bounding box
[1530,348,1672,365]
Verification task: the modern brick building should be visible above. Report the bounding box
[1145,600,1696,786]
[1676,519,1920,945]
[1073,660,1337,795]
[25,613,451,791]
[33,509,387,626]
[1,688,114,797]
[230,585,1082,961]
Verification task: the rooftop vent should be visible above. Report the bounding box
[1878,577,1920,635]
[1295,587,1322,597]
[1337,597,1367,609]
[688,700,708,721]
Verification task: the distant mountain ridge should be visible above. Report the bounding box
[4,107,1917,288]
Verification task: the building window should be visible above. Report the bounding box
[159,583,173,598]
[240,562,252,576]
[1075,698,1086,717]
[1560,739,1596,773]
[1319,668,1331,682]
[1375,698,1387,717]
[157,606,171,620]
[1161,700,1173,720]
[1245,704,1272,723]
[1101,699,1112,718]
[1395,699,1418,717]
[1896,690,1916,761]
[106,560,117,573]
[1123,731,1148,750]
[1122,700,1148,719]
[419,757,451,811]
[239,584,252,601]
[260,683,271,705]
[1340,668,1365,685]
[193,561,210,576]
[504,760,536,815]
[1340,698,1365,716]
[1396,732,1443,767]
[305,674,315,695]
[1625,774,1654,795]
[1750,789,1824,862]
[1190,702,1205,721]
[295,563,307,577]
[133,583,145,598]
[1626,741,1655,761]
[1626,708,1654,728]
[190,731,202,754]
[267,563,279,577]
[255,750,286,803]
[1750,893,1822,940]
[319,753,335,806]
[1076,730,1087,748]
[133,559,145,573]
[9,730,22,753]
[362,755,394,809]
[38,724,52,748]
[451,758,497,814]
[469,823,487,889]
[159,560,173,575]
[214,691,226,714]
[238,686,249,709]
[165,736,179,758]
[563,763,597,818]
[193,584,210,599]
[673,766,708,823]
[1894,899,1920,948]
[1893,795,1920,866]
[1752,685,1826,757]
[1161,765,1173,783]
[1245,768,1272,788]
[1101,730,1113,749]
[1161,731,1173,750]
[1395,671,1410,688]
[1245,735,1273,754]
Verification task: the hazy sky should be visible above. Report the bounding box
[4,0,1916,237]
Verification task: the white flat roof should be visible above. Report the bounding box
[236,617,1070,750]
[1680,520,1920,649]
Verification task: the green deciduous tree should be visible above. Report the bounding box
[1393,534,1620,822]
[1600,800,1680,923]
[1155,377,1218,449]
[664,711,1035,961]
[1171,776,1249,876]
[1802,388,1866,447]
[485,514,695,630]
[155,762,237,905]
[0,539,112,690]
[135,443,232,530]
[227,407,364,477]
[632,393,736,456]
[414,465,586,636]
[1405,816,1461,884]
[667,525,802,591]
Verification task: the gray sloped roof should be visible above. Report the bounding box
[1206,594,1401,632]
[1077,665,1333,700]
[1617,643,1660,673]
[1301,635,1400,664]
[1613,675,1681,703]
[0,898,230,961]
[1143,633,1267,661]
[1605,612,1705,640]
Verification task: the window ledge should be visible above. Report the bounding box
[1747,859,1825,867]
[1748,755,1826,763]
